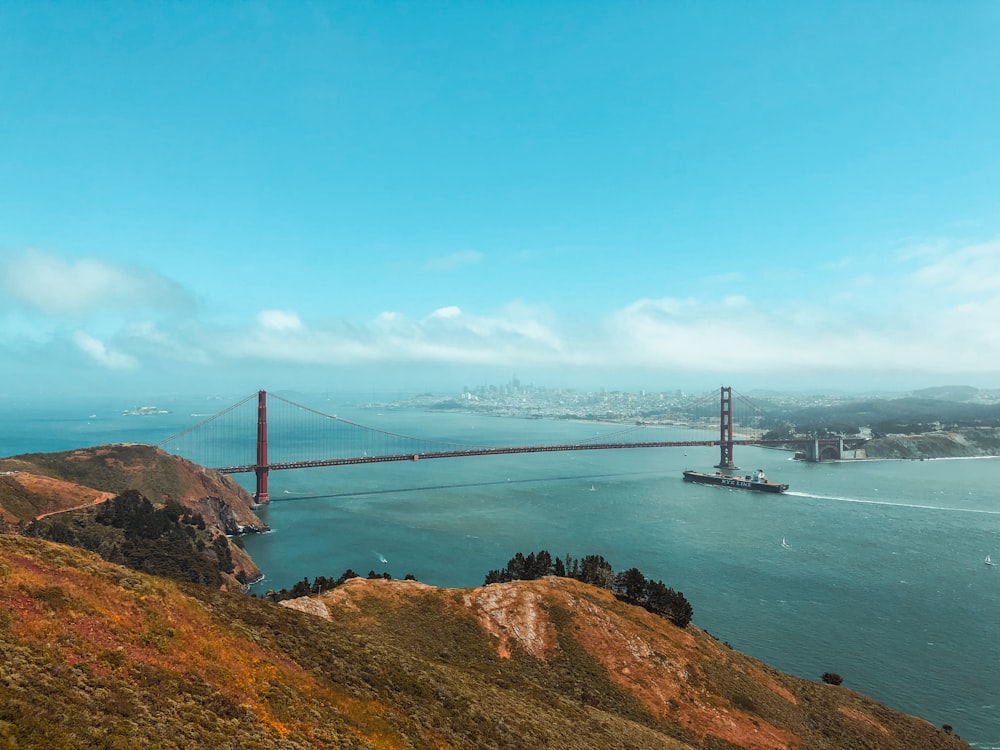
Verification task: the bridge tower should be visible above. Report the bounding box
[255,390,270,504]
[715,386,737,469]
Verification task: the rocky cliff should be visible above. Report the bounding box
[863,428,1000,459]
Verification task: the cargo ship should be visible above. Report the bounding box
[682,469,789,494]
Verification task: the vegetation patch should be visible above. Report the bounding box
[485,550,693,627]
[0,534,975,749]
[25,489,232,586]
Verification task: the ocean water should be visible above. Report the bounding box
[2,395,998,747]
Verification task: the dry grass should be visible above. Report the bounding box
[0,535,972,750]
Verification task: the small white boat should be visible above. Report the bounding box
[782,538,790,549]
[986,555,995,567]
[589,484,596,492]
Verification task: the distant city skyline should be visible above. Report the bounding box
[3,3,1000,399]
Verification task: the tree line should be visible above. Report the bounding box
[263,569,419,602]
[484,551,693,628]
[25,489,234,587]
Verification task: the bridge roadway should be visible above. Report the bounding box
[214,438,797,474]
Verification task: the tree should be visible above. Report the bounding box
[532,550,554,578]
[506,552,527,579]
[288,577,312,597]
[644,580,693,628]
[482,551,694,628]
[336,569,360,585]
[614,567,647,603]
[553,557,566,577]
[821,672,843,686]
[577,554,614,588]
[483,569,511,585]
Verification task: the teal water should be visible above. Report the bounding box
[2,396,998,747]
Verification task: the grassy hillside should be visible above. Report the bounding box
[0,535,970,750]
[0,443,265,532]
[0,445,265,586]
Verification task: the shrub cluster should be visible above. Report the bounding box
[264,570,418,602]
[484,551,693,628]
[25,489,230,586]
[264,569,362,601]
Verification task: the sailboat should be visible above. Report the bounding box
[781,537,790,549]
[589,484,596,492]
[986,555,995,567]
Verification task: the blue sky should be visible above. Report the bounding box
[3,2,1000,399]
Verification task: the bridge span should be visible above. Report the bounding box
[159,387,854,503]
[215,438,800,475]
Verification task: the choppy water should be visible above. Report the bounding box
[2,395,998,747]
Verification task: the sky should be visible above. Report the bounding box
[3,1,1000,400]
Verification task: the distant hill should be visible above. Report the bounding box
[862,429,1000,459]
[764,397,1000,436]
[0,444,265,586]
[909,385,983,402]
[0,535,972,750]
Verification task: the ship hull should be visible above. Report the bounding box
[682,470,789,493]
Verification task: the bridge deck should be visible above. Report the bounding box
[214,439,797,474]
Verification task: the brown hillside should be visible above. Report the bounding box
[0,445,266,585]
[0,472,115,525]
[0,535,970,750]
[0,443,265,532]
[0,535,971,749]
[298,576,970,750]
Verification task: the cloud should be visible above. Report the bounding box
[256,309,302,331]
[422,250,484,271]
[215,304,570,368]
[602,287,970,378]
[120,320,213,365]
[430,306,462,319]
[72,330,138,370]
[908,239,1000,294]
[0,249,189,316]
[8,238,1000,391]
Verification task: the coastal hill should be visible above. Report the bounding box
[0,444,266,586]
[0,534,970,750]
[861,428,1000,459]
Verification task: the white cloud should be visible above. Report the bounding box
[72,330,138,370]
[8,238,1000,391]
[430,306,462,319]
[423,250,484,271]
[213,303,570,369]
[908,239,1000,294]
[604,295,912,376]
[0,249,188,315]
[120,320,213,365]
[256,309,302,331]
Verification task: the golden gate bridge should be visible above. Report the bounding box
[157,386,838,504]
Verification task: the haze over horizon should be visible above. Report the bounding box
[3,3,1000,400]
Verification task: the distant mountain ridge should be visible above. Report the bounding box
[908,385,987,402]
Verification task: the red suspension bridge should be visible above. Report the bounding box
[157,387,847,503]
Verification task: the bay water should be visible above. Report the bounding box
[2,395,998,747]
